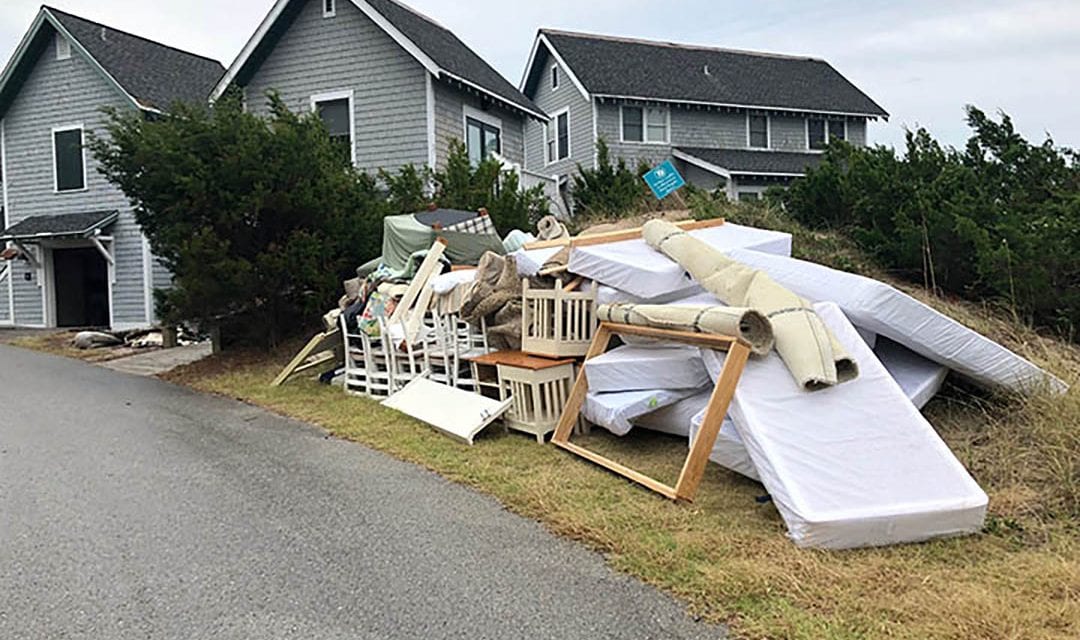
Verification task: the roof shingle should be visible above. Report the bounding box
[676,147,824,176]
[48,6,225,110]
[537,30,887,118]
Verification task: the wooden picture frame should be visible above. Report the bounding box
[551,322,751,502]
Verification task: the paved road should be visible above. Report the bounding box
[0,345,721,639]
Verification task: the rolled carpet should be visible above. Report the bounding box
[642,219,857,389]
[597,303,774,356]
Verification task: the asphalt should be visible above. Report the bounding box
[0,345,723,639]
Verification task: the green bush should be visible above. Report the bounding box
[91,95,548,348]
[570,139,653,215]
[781,106,1079,337]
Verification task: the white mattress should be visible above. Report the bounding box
[633,389,711,438]
[567,223,792,299]
[688,413,760,482]
[875,338,949,409]
[585,344,709,393]
[584,389,700,436]
[701,302,988,549]
[511,246,562,277]
[725,248,1066,395]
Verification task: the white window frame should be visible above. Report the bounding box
[462,104,503,164]
[55,35,71,61]
[806,117,847,152]
[323,0,336,18]
[51,124,87,193]
[746,113,770,149]
[619,105,669,145]
[310,89,356,166]
[551,64,559,91]
[546,107,570,165]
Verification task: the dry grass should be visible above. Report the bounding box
[15,206,1078,638]
[160,322,1079,639]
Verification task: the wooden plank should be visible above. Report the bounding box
[674,341,751,501]
[467,350,577,370]
[600,322,741,350]
[550,323,748,503]
[382,376,513,445]
[551,324,611,444]
[402,281,435,345]
[562,277,584,292]
[555,441,679,500]
[271,328,341,387]
[522,218,725,251]
[387,239,447,326]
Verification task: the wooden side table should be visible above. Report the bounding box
[467,351,577,443]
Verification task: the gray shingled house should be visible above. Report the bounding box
[0,6,224,330]
[520,30,888,205]
[212,0,547,180]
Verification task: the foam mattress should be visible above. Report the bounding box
[701,302,988,549]
[725,248,1066,395]
[584,389,700,436]
[875,338,949,409]
[567,223,792,299]
[585,344,709,393]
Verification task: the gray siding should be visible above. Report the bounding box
[848,119,867,146]
[3,31,150,327]
[433,79,524,170]
[523,54,592,177]
[243,0,429,175]
[770,114,807,151]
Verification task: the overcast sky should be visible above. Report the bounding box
[2,0,1077,151]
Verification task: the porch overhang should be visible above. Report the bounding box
[0,210,119,243]
[673,147,823,180]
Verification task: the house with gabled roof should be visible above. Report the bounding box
[212,0,547,179]
[520,29,888,204]
[0,6,224,330]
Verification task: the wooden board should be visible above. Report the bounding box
[551,322,750,503]
[522,218,725,251]
[382,376,513,445]
[387,239,447,326]
[467,350,577,371]
[271,328,342,387]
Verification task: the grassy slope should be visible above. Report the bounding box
[161,206,1078,639]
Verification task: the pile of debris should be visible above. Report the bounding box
[73,326,201,351]
[274,210,1068,551]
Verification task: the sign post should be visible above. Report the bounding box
[643,160,687,200]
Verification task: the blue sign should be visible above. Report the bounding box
[643,160,686,200]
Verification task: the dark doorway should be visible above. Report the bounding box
[53,247,109,327]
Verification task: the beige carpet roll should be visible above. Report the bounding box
[642,219,858,390]
[597,303,774,356]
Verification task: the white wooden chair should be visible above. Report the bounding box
[340,315,368,397]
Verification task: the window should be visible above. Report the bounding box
[808,118,826,150]
[748,114,768,149]
[323,0,336,17]
[53,126,85,192]
[621,106,668,144]
[313,92,353,164]
[466,117,501,165]
[556,110,569,161]
[551,65,559,90]
[545,110,570,164]
[809,118,846,150]
[828,119,846,143]
[56,35,71,61]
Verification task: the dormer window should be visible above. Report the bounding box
[551,65,559,90]
[323,0,336,17]
[748,114,769,149]
[56,35,71,61]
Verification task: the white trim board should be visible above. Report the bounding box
[310,89,357,166]
[0,8,159,117]
[50,123,88,193]
[594,93,885,120]
[518,33,590,102]
[1,117,13,324]
[212,0,546,121]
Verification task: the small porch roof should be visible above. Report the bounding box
[674,147,824,178]
[0,210,119,243]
